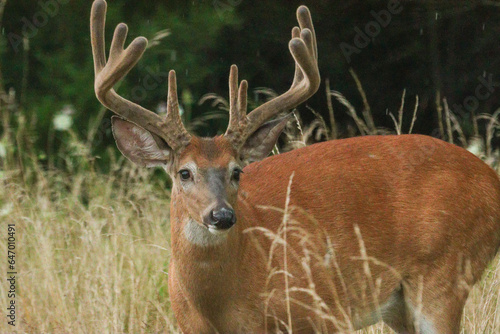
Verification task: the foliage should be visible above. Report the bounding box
[2,1,500,169]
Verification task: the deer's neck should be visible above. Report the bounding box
[169,195,249,320]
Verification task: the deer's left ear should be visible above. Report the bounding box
[111,116,173,167]
[239,115,291,165]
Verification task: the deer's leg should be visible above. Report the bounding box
[380,285,415,334]
[399,272,469,334]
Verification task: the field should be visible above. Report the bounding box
[2,0,500,331]
[2,94,500,333]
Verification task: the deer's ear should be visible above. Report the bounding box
[239,115,290,165]
[111,116,172,167]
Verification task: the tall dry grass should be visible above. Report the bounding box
[0,159,177,333]
[0,87,178,332]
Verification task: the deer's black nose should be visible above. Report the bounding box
[210,207,236,229]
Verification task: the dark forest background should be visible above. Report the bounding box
[2,0,500,169]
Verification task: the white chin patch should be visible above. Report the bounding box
[184,219,229,247]
[208,226,230,235]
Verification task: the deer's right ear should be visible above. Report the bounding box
[111,116,172,167]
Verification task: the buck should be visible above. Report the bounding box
[91,1,500,333]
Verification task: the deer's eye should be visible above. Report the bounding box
[232,168,243,182]
[179,169,192,181]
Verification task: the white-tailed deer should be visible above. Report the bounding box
[91,1,500,333]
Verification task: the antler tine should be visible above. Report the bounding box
[297,6,317,61]
[291,26,304,86]
[236,5,319,146]
[165,70,191,147]
[237,80,248,121]
[90,0,190,151]
[225,65,249,143]
[91,0,106,74]
[228,65,239,130]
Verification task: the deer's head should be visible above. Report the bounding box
[90,0,319,233]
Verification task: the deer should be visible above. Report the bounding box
[90,1,500,333]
